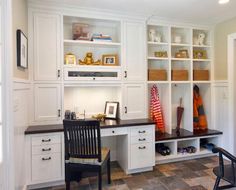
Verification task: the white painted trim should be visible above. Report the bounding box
[2,0,14,189]
[13,78,31,84]
[228,33,236,155]
[13,81,31,90]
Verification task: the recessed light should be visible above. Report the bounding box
[219,0,230,4]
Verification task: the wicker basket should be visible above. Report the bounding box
[171,70,188,81]
[193,70,209,81]
[148,69,167,81]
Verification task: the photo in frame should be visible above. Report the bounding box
[65,53,76,65]
[193,50,207,59]
[102,54,118,66]
[104,101,119,119]
[17,29,28,68]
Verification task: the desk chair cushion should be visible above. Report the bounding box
[213,164,236,184]
[66,147,110,165]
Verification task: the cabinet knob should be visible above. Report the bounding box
[138,130,146,134]
[138,138,146,141]
[58,109,61,117]
[138,146,146,150]
[42,139,51,142]
[42,148,51,152]
[42,157,51,161]
[124,71,127,78]
[93,77,96,80]
[112,130,115,133]
[57,70,61,78]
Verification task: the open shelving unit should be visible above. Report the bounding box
[147,23,218,164]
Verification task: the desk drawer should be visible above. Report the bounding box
[130,126,153,137]
[130,142,154,169]
[32,144,61,155]
[31,134,61,146]
[32,153,62,182]
[101,127,128,137]
[130,135,153,144]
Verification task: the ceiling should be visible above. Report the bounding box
[35,0,236,25]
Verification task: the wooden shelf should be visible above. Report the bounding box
[148,41,169,45]
[171,58,190,61]
[147,81,169,84]
[193,44,211,48]
[148,57,169,60]
[64,39,121,47]
[193,59,211,62]
[171,43,190,46]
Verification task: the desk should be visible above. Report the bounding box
[25,119,156,189]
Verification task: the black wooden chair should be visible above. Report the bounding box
[63,120,111,190]
[212,147,236,190]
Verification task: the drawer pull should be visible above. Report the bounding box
[42,148,51,152]
[112,130,115,133]
[42,139,51,142]
[138,130,146,134]
[138,146,146,149]
[42,157,51,161]
[138,138,146,141]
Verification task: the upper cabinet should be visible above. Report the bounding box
[123,21,146,82]
[33,12,61,81]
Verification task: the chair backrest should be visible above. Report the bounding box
[63,120,102,162]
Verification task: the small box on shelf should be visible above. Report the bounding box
[171,70,188,81]
[148,69,167,81]
[193,70,209,81]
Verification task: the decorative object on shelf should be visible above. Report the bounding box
[104,101,119,119]
[102,54,118,66]
[150,85,165,133]
[174,35,182,43]
[91,33,112,42]
[79,52,101,65]
[72,23,90,41]
[176,98,184,136]
[171,70,188,81]
[193,70,209,81]
[71,112,77,120]
[193,85,208,131]
[155,143,171,156]
[65,110,71,119]
[193,50,207,59]
[148,69,167,81]
[148,29,162,42]
[154,51,168,58]
[178,146,196,154]
[65,53,76,65]
[175,49,189,58]
[200,139,216,151]
[193,33,206,46]
[17,29,28,68]
[92,113,106,121]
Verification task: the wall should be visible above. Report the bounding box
[12,0,28,80]
[13,82,30,190]
[214,16,236,80]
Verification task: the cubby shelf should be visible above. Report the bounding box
[148,41,169,45]
[64,39,121,47]
[193,45,211,48]
[147,81,169,84]
[171,43,191,47]
[171,58,191,61]
[148,57,169,60]
[193,59,211,62]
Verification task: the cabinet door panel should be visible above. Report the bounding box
[34,84,61,122]
[123,84,146,119]
[34,13,61,81]
[124,21,145,81]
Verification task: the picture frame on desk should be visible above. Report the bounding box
[104,101,119,119]
[17,29,28,68]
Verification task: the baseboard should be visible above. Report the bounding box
[27,180,64,190]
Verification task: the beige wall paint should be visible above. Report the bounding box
[12,0,28,80]
[214,17,236,80]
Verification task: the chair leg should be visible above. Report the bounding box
[107,158,111,184]
[213,177,221,190]
[66,181,70,190]
[98,169,102,190]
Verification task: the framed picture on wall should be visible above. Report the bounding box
[104,101,119,119]
[17,29,28,68]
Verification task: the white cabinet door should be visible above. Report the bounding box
[122,84,146,119]
[34,84,61,122]
[33,13,61,81]
[123,21,145,81]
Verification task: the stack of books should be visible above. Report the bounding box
[91,34,112,42]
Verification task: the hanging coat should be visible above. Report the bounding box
[150,85,165,133]
[193,85,207,130]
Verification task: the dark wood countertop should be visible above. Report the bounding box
[156,128,223,141]
[25,118,156,135]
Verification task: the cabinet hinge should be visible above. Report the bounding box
[57,70,61,78]
[124,71,127,78]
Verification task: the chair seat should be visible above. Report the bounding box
[213,164,236,185]
[66,147,110,165]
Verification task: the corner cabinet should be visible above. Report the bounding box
[33,12,61,81]
[122,83,147,119]
[34,84,62,123]
[123,21,146,81]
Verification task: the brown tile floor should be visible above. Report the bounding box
[36,156,236,190]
